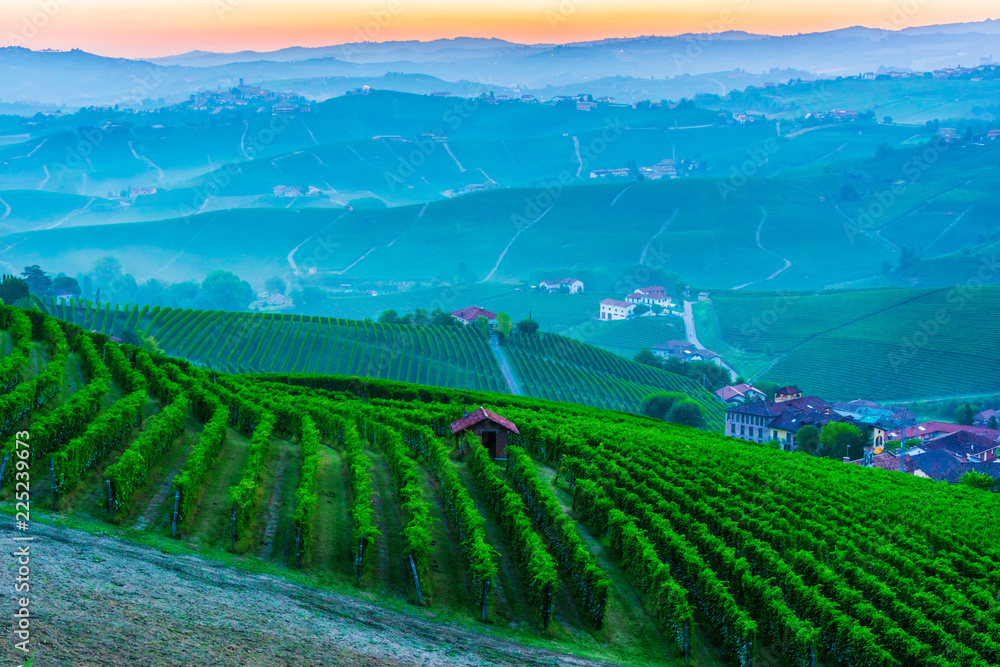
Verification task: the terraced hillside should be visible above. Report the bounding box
[710,286,1000,400]
[3,304,999,667]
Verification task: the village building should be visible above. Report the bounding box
[599,299,634,320]
[725,395,833,450]
[624,286,672,307]
[715,383,766,406]
[539,277,584,294]
[774,385,802,403]
[450,306,497,326]
[450,407,519,459]
[974,409,1000,426]
[650,340,720,362]
[887,421,1000,442]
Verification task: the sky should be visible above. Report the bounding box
[1,0,997,58]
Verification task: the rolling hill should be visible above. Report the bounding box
[2,303,998,666]
[708,286,1000,401]
[42,299,725,426]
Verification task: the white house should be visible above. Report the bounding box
[625,286,672,308]
[599,299,634,320]
[540,277,584,294]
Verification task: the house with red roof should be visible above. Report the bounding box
[450,407,519,459]
[450,306,497,326]
[625,286,672,307]
[715,383,766,406]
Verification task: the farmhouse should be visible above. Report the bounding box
[974,409,999,426]
[540,277,584,294]
[450,306,497,326]
[651,340,720,362]
[625,286,672,307]
[774,385,802,403]
[599,299,634,320]
[715,383,766,406]
[450,407,519,459]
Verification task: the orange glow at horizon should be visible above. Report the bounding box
[0,0,996,57]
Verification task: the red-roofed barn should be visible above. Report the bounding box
[450,407,519,459]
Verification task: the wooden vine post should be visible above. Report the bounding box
[230,505,237,547]
[684,620,691,664]
[542,581,554,629]
[49,457,56,510]
[409,554,423,605]
[171,489,180,537]
[105,478,114,519]
[481,579,491,621]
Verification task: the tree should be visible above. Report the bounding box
[92,256,123,285]
[666,400,705,429]
[633,304,650,317]
[641,391,687,420]
[412,308,430,326]
[52,275,82,296]
[795,425,821,456]
[21,265,52,295]
[959,471,994,491]
[819,422,863,460]
[651,304,664,315]
[378,309,401,324]
[472,316,490,339]
[875,143,893,159]
[198,270,254,311]
[634,348,661,369]
[559,284,570,294]
[142,335,163,355]
[0,275,29,304]
[265,276,286,294]
[515,317,540,336]
[120,329,142,347]
[430,308,457,326]
[989,416,998,430]
[495,312,512,337]
[954,403,976,426]
[883,116,893,124]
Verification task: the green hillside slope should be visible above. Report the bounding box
[710,286,1000,401]
[2,303,998,667]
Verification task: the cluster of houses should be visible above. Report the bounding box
[185,79,310,115]
[539,277,584,294]
[590,159,678,181]
[599,286,675,321]
[651,339,720,363]
[722,385,1000,485]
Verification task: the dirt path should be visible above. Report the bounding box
[609,183,633,207]
[483,201,556,281]
[258,445,293,559]
[489,335,522,396]
[0,521,622,667]
[638,207,678,264]
[731,206,791,289]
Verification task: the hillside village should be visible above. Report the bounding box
[722,384,1000,486]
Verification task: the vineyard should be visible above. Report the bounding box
[505,332,725,428]
[709,287,1000,401]
[48,300,508,394]
[3,304,1000,666]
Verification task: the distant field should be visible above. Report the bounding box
[564,315,686,357]
[709,286,1000,401]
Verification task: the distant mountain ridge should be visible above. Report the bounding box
[1,20,998,107]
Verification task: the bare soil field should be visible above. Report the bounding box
[1,521,622,667]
